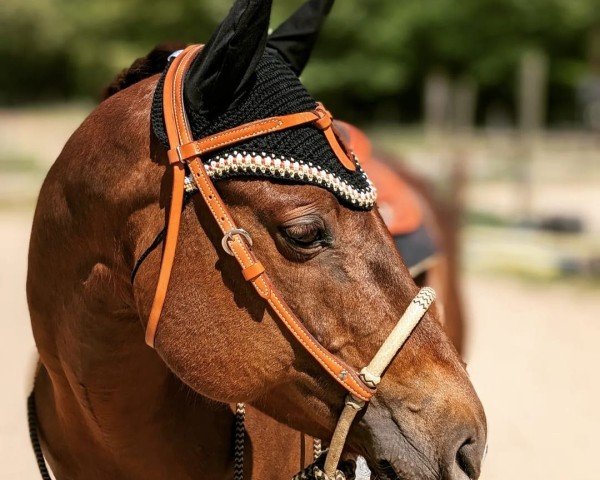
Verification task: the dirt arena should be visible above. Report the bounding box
[2,209,599,479]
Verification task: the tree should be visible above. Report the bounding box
[1,0,598,124]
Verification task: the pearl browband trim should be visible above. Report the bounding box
[183,151,377,209]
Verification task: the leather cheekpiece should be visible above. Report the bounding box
[144,45,375,402]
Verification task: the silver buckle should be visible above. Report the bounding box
[221,228,253,256]
[175,145,184,163]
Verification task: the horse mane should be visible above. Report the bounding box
[102,42,187,100]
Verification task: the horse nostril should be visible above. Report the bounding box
[455,438,480,479]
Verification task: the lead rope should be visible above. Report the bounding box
[27,392,52,480]
[234,403,246,480]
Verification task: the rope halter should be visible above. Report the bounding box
[320,287,436,479]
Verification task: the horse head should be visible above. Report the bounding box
[28,1,486,479]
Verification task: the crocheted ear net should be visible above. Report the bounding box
[152,48,375,210]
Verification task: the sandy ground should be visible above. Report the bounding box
[467,277,600,479]
[1,211,39,479]
[1,210,599,479]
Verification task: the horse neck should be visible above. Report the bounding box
[28,219,240,479]
[27,78,252,478]
[33,301,237,480]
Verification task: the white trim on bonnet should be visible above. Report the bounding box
[183,150,377,209]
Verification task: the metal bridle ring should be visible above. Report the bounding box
[221,228,253,256]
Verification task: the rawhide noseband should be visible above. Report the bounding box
[146,45,435,479]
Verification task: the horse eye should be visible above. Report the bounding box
[283,222,326,248]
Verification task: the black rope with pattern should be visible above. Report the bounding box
[27,392,52,480]
[234,403,246,480]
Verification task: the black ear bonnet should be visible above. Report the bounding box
[151,0,376,210]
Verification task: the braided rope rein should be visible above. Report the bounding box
[234,403,246,480]
[313,438,322,460]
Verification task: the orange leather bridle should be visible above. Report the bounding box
[146,44,375,402]
[137,44,436,479]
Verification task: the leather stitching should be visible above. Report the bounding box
[146,49,192,346]
[174,48,200,144]
[185,112,319,156]
[190,158,272,299]
[199,118,284,150]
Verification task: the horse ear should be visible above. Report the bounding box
[185,0,272,114]
[267,0,334,76]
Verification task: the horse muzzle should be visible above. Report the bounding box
[352,381,487,480]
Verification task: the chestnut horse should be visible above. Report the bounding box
[27,1,486,479]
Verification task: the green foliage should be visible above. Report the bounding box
[1,0,598,122]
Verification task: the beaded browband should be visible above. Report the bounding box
[183,150,377,209]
